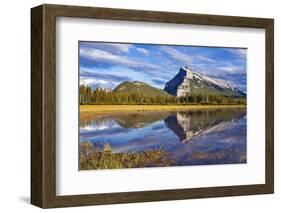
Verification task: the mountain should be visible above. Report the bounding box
[164,109,246,143]
[164,66,246,97]
[113,81,172,97]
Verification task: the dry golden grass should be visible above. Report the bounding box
[80,104,246,120]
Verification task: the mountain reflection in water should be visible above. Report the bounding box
[80,108,246,166]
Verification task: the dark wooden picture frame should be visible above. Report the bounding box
[31,4,274,208]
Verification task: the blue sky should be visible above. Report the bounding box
[79,42,247,92]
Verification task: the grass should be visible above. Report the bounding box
[79,142,175,170]
[80,104,246,120]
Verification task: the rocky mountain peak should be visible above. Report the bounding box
[164,66,190,96]
[164,66,246,98]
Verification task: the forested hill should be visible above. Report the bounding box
[113,81,171,97]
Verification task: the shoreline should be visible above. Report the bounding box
[80,104,246,120]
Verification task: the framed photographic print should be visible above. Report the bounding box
[31,4,274,208]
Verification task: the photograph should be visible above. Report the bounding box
[29,3,274,208]
[78,42,247,170]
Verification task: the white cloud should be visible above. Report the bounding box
[136,48,149,56]
[160,46,193,64]
[80,78,108,86]
[227,49,247,60]
[80,77,118,90]
[104,43,132,53]
[81,42,132,53]
[80,47,158,70]
[217,65,245,74]
[196,55,215,63]
[80,48,134,66]
[160,46,214,65]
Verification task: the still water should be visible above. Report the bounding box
[80,108,246,166]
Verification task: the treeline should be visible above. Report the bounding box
[177,94,246,105]
[79,85,246,105]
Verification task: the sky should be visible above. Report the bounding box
[79,42,247,92]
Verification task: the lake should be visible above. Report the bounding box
[79,107,246,168]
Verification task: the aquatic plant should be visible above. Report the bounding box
[79,142,175,170]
